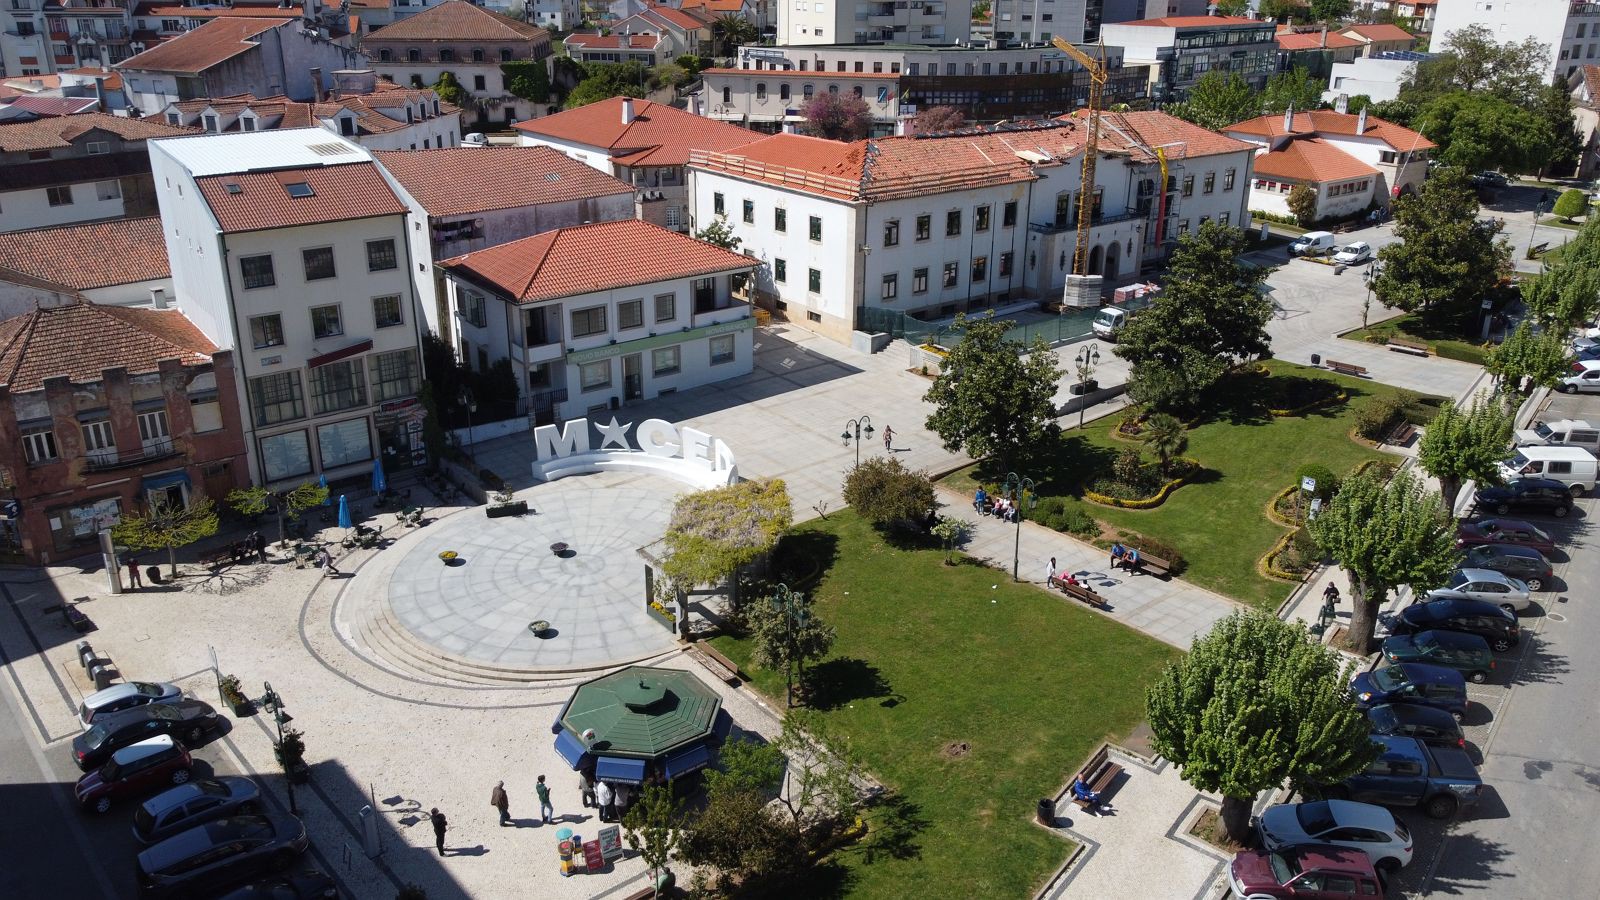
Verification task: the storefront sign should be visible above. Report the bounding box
[597,825,623,861]
[582,839,605,871]
[532,416,737,489]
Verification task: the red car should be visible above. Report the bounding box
[75,735,192,814]
[1454,518,1556,554]
[1228,843,1383,898]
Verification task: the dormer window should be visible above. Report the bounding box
[284,182,314,198]
[339,116,355,136]
[166,111,180,125]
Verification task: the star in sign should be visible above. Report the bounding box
[594,416,633,450]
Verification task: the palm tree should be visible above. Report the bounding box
[712,14,758,57]
[1141,413,1187,475]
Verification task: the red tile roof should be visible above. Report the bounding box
[1276,30,1363,51]
[63,69,125,91]
[0,217,169,291]
[3,96,100,117]
[1225,110,1435,152]
[515,96,760,167]
[1063,109,1257,160]
[1250,137,1378,183]
[196,162,407,233]
[0,302,215,391]
[682,0,747,12]
[116,18,286,75]
[375,145,633,217]
[640,6,712,30]
[438,219,755,305]
[1580,65,1600,105]
[0,112,198,151]
[366,0,549,42]
[1114,15,1262,27]
[1340,23,1415,42]
[566,33,660,50]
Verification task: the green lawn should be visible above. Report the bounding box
[1339,312,1491,365]
[711,511,1177,899]
[947,362,1418,609]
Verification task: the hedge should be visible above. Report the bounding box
[1083,458,1200,509]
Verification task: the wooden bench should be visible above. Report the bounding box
[1128,552,1172,579]
[200,547,241,571]
[1070,744,1125,811]
[1052,577,1109,610]
[686,641,742,686]
[1386,338,1431,357]
[1530,241,1550,257]
[1387,421,1418,447]
[1325,360,1368,378]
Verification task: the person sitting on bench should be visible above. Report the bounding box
[1125,547,1141,573]
[1072,776,1109,812]
[1110,543,1127,570]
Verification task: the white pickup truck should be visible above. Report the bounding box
[1514,419,1600,452]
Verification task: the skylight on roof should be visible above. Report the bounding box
[284,182,315,198]
[306,142,356,157]
[545,173,561,181]
[224,182,242,194]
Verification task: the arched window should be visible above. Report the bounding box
[803,84,813,99]
[472,48,484,62]
[852,85,862,98]
[876,86,888,102]
[779,84,790,101]
[407,48,420,62]
[500,48,512,62]
[828,84,838,94]
[378,48,391,62]
[440,48,455,62]
[722,86,731,103]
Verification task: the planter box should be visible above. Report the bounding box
[1068,379,1099,396]
[645,605,678,634]
[227,700,253,717]
[486,501,527,518]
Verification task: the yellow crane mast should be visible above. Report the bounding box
[1051,37,1108,276]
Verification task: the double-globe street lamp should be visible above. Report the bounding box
[841,415,874,468]
[1074,343,1101,430]
[1002,471,1037,583]
[773,582,807,708]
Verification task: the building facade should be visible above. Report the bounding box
[0,302,248,564]
[1432,0,1592,82]
[778,0,973,46]
[149,129,429,487]
[528,0,583,32]
[1099,15,1276,103]
[437,219,757,423]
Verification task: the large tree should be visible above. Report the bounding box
[711,13,758,56]
[1146,611,1379,844]
[228,481,328,546]
[112,497,220,579]
[1308,469,1460,654]
[1417,396,1515,513]
[1258,0,1310,23]
[1309,0,1353,22]
[1167,70,1260,131]
[1521,216,1600,328]
[1485,321,1574,395]
[563,62,647,109]
[923,314,1062,470]
[1261,67,1326,115]
[1416,92,1552,174]
[1371,166,1510,320]
[1401,24,1549,109]
[912,105,966,133]
[800,92,871,142]
[749,588,837,708]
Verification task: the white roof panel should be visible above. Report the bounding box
[148,127,370,177]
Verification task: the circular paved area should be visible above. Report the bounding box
[386,471,682,669]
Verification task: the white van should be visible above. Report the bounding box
[1092,307,1129,340]
[1290,231,1337,257]
[1497,445,1599,495]
[1515,419,1600,452]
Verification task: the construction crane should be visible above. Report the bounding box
[1051,37,1108,276]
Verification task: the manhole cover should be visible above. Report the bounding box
[1548,613,1567,622]
[941,740,971,759]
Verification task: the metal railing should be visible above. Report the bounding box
[83,439,178,472]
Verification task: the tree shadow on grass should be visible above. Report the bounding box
[990,434,1117,499]
[803,657,893,711]
[843,790,928,866]
[772,531,840,592]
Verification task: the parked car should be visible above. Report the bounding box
[135,777,263,845]
[136,814,309,899]
[1332,241,1373,265]
[1471,170,1508,187]
[1350,662,1470,721]
[1455,517,1556,554]
[1514,419,1600,451]
[1227,844,1383,898]
[1289,231,1337,257]
[1381,631,1496,684]
[1330,735,1483,819]
[214,871,339,900]
[1393,598,1521,652]
[74,735,192,814]
[72,700,220,771]
[1558,359,1600,394]
[1474,477,1574,517]
[1257,799,1414,873]
[1496,446,1597,495]
[78,681,183,729]
[1365,703,1466,749]
[1424,568,1531,613]
[1461,543,1553,591]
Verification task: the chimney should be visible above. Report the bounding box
[150,288,168,309]
[1357,106,1368,133]
[1334,93,1348,114]
[621,97,636,125]
[1320,27,1327,48]
[93,76,109,113]
[309,66,323,101]
[1283,104,1294,134]
[689,94,701,116]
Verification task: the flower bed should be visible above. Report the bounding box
[646,600,678,632]
[1084,458,1200,510]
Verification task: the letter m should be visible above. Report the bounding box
[533,419,590,460]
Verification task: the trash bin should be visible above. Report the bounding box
[146,565,162,584]
[1037,797,1055,825]
[1310,353,1321,366]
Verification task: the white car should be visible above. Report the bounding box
[1258,799,1414,873]
[1425,567,1532,613]
[78,682,183,729]
[1332,242,1374,265]
[1560,359,1600,394]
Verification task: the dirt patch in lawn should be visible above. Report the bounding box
[941,740,972,759]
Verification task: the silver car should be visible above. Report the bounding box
[1333,241,1373,265]
[134,777,262,845]
[1258,799,1414,873]
[78,681,183,729]
[1425,568,1532,613]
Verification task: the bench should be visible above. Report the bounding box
[1070,744,1125,811]
[1530,241,1550,257]
[1387,420,1418,447]
[200,547,242,571]
[1387,338,1431,357]
[1325,360,1368,378]
[686,641,742,686]
[1052,577,1109,610]
[1129,552,1172,579]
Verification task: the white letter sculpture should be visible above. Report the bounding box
[531,417,737,488]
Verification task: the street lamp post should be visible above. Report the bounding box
[840,415,874,468]
[773,583,806,708]
[1074,343,1101,430]
[260,682,297,814]
[457,387,477,464]
[1002,471,1037,582]
[1529,196,1549,260]
[1362,262,1377,329]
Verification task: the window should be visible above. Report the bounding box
[774,258,787,283]
[915,214,931,240]
[302,246,336,281]
[999,251,1013,277]
[652,346,681,376]
[1055,192,1072,228]
[654,293,676,322]
[774,207,787,232]
[500,48,512,62]
[572,306,607,337]
[710,334,736,365]
[1223,168,1236,191]
[379,48,391,62]
[723,86,731,103]
[242,117,256,132]
[618,299,644,330]
[472,48,484,62]
[883,219,900,246]
[803,84,813,99]
[972,256,987,281]
[975,205,990,232]
[1177,219,1190,235]
[439,48,455,62]
[882,273,898,299]
[942,262,958,288]
[366,239,397,271]
[369,348,420,401]
[22,428,57,464]
[1182,175,1194,197]
[580,360,611,392]
[1220,212,1231,226]
[407,49,420,62]
[808,268,821,293]
[713,192,725,215]
[809,215,822,241]
[877,86,889,103]
[946,209,961,236]
[310,304,343,338]
[249,371,305,426]
[913,267,928,293]
[47,185,73,206]
[742,198,754,224]
[240,255,275,289]
[339,117,356,136]
[250,314,284,348]
[86,141,109,155]
[203,114,218,132]
[166,112,181,125]
[779,84,790,101]
[460,291,486,327]
[373,295,403,328]
[1203,172,1215,194]
[1003,200,1018,227]
[756,82,766,100]
[309,359,367,415]
[260,431,312,481]
[807,310,822,322]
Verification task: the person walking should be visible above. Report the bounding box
[123,552,142,590]
[252,531,267,564]
[315,547,340,576]
[596,780,615,823]
[429,807,448,856]
[1323,582,1340,604]
[491,781,510,826]
[1046,556,1057,586]
[882,425,895,452]
[536,774,553,824]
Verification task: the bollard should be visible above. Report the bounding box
[357,805,381,859]
[90,663,115,690]
[77,641,94,670]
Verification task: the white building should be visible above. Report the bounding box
[1323,52,1432,105]
[687,111,1254,342]
[437,219,758,423]
[779,0,973,46]
[0,216,172,317]
[148,128,429,486]
[529,0,584,31]
[1432,0,1597,83]
[1224,108,1433,223]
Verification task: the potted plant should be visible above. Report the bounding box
[219,674,252,717]
[275,726,309,783]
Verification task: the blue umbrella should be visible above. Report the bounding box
[319,474,331,506]
[337,495,352,530]
[372,458,387,494]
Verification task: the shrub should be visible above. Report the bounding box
[1031,496,1099,537]
[1362,326,1396,345]
[1293,463,1338,501]
[1112,447,1149,486]
[841,456,935,526]
[1353,394,1406,439]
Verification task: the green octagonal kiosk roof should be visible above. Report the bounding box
[559,666,722,758]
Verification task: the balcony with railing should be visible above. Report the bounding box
[1028,208,1146,235]
[83,438,179,472]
